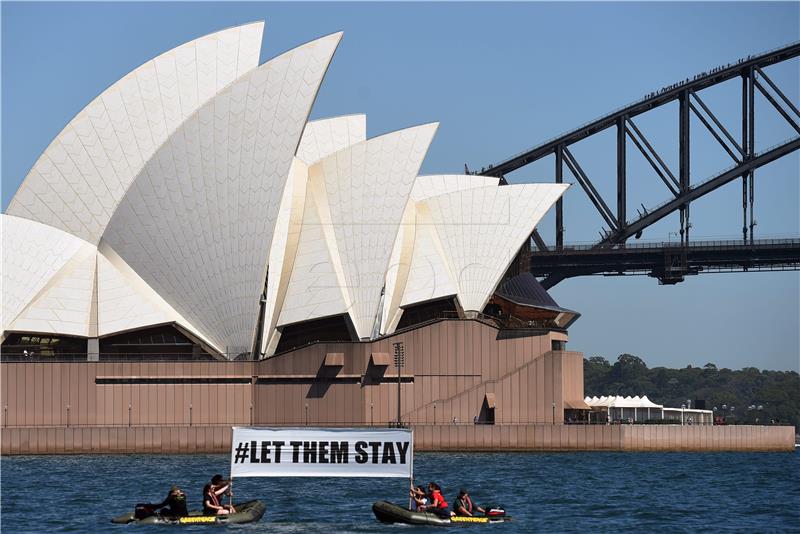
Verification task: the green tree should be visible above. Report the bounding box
[583,354,799,431]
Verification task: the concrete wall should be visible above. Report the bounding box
[1,320,575,429]
[1,424,793,454]
[0,319,794,453]
[0,361,254,427]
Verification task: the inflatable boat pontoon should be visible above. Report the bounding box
[372,501,510,526]
[111,499,266,525]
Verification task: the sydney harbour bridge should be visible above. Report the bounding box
[479,42,800,288]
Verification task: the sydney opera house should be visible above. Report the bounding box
[2,23,594,439]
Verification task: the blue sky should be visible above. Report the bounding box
[2,2,798,371]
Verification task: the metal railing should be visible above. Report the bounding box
[0,352,228,363]
[530,237,800,253]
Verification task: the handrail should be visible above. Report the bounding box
[530,237,800,254]
[402,350,582,419]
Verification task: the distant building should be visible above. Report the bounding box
[2,23,587,430]
[585,395,713,424]
[2,22,568,362]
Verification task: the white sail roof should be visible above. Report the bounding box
[101,33,342,354]
[380,174,503,332]
[307,123,438,339]
[399,204,458,307]
[6,244,97,338]
[7,23,265,245]
[410,174,500,202]
[296,115,367,165]
[277,173,350,328]
[407,183,568,312]
[1,215,89,335]
[95,243,212,341]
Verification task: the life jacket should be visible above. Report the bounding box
[462,495,473,513]
[431,490,448,509]
[203,484,221,511]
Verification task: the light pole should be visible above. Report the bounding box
[433,402,436,425]
[552,402,556,425]
[668,231,679,244]
[370,402,374,426]
[305,403,309,426]
[393,342,405,427]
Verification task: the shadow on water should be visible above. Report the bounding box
[2,451,799,533]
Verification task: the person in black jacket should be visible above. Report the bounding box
[153,486,189,518]
[453,489,485,517]
[203,475,236,515]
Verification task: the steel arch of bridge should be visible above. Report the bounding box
[480,42,800,288]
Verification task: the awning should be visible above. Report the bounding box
[324,353,344,367]
[564,399,592,410]
[584,395,664,409]
[484,393,496,409]
[370,352,391,366]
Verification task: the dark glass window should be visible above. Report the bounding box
[275,315,357,354]
[99,325,213,360]
[1,334,87,360]
[396,297,459,330]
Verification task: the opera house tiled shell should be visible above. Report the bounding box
[2,23,568,359]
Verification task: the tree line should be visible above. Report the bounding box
[584,354,799,431]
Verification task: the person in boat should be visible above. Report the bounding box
[153,485,189,519]
[426,482,451,518]
[453,488,485,517]
[203,474,236,515]
[409,485,428,511]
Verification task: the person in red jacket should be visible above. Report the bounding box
[426,482,452,518]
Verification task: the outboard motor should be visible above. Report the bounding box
[134,503,156,520]
[486,507,506,517]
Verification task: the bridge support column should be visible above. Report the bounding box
[748,66,756,245]
[679,90,691,245]
[556,145,564,250]
[741,73,749,242]
[617,117,627,232]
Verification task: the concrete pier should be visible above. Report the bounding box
[1,424,793,455]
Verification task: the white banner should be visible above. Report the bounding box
[230,427,413,478]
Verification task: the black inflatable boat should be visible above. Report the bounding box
[111,499,266,525]
[372,501,510,526]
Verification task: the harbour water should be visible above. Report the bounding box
[2,451,798,533]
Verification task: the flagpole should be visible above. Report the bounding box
[228,475,234,512]
[229,426,235,513]
[408,428,414,510]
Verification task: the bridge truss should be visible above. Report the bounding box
[480,42,800,288]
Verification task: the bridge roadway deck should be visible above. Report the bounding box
[529,238,800,284]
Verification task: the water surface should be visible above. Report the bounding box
[2,451,798,532]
